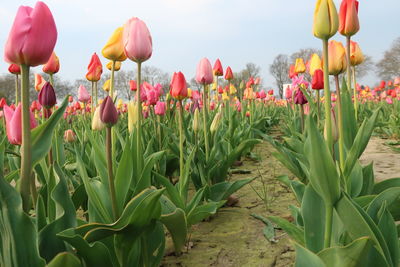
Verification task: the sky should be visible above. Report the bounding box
[0,0,399,89]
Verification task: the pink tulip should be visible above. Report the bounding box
[143,82,159,106]
[210,101,216,111]
[236,100,242,112]
[195,58,213,85]
[258,90,267,99]
[78,85,90,103]
[4,104,37,145]
[123,17,152,63]
[4,1,57,67]
[386,97,393,104]
[154,83,163,96]
[154,101,166,116]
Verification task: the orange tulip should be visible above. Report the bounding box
[349,41,364,66]
[34,73,46,91]
[313,0,339,40]
[42,51,60,74]
[102,27,127,62]
[327,40,347,75]
[86,53,102,82]
[339,0,359,37]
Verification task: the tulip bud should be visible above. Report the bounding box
[123,18,152,63]
[213,59,223,76]
[8,64,21,75]
[78,85,91,103]
[313,0,339,40]
[92,107,105,131]
[339,0,359,37]
[196,58,213,85]
[193,107,200,133]
[102,27,127,62]
[170,72,188,100]
[295,58,306,73]
[127,101,137,133]
[99,96,118,127]
[239,81,245,90]
[106,61,122,71]
[210,110,222,133]
[43,52,60,74]
[86,53,102,82]
[349,41,364,66]
[64,129,76,143]
[312,69,324,90]
[225,66,234,81]
[38,82,57,109]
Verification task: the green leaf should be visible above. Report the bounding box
[304,116,340,205]
[373,178,400,195]
[208,177,255,202]
[134,151,165,195]
[294,243,325,267]
[31,96,69,165]
[277,175,305,204]
[115,138,133,212]
[377,204,399,267]
[186,201,225,226]
[340,79,358,149]
[46,252,82,267]
[360,163,375,196]
[0,177,46,267]
[268,216,305,246]
[366,187,400,223]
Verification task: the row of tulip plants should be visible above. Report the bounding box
[0,2,282,266]
[264,0,400,266]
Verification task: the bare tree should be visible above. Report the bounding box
[269,54,291,98]
[354,54,374,79]
[376,37,400,80]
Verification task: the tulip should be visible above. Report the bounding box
[127,102,137,133]
[86,53,102,82]
[123,18,152,63]
[309,54,322,76]
[8,64,21,74]
[295,58,306,73]
[225,66,234,80]
[68,96,74,103]
[170,72,188,100]
[129,80,137,91]
[339,0,359,37]
[294,89,308,105]
[246,77,255,88]
[313,0,339,40]
[107,61,121,71]
[213,59,223,76]
[289,65,297,79]
[196,58,213,85]
[34,74,47,92]
[258,90,267,99]
[64,129,76,143]
[154,101,166,116]
[312,69,324,90]
[268,90,274,96]
[38,82,56,109]
[254,77,261,85]
[210,110,222,133]
[327,40,347,76]
[0,98,6,109]
[4,104,37,145]
[230,84,237,95]
[394,77,400,86]
[145,85,159,106]
[100,96,118,127]
[103,79,111,92]
[102,27,127,62]
[42,52,60,74]
[193,107,200,133]
[349,41,364,66]
[4,1,57,67]
[92,107,105,131]
[78,85,90,103]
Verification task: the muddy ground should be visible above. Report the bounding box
[161,141,297,267]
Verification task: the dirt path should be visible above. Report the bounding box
[161,141,297,267]
[360,137,400,182]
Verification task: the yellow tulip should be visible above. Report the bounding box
[229,84,237,95]
[102,27,127,62]
[103,79,111,92]
[211,82,217,91]
[106,61,122,71]
[222,92,229,101]
[127,101,137,133]
[309,53,322,76]
[295,58,306,73]
[349,41,364,66]
[313,0,339,40]
[327,40,347,75]
[187,88,192,98]
[92,107,105,131]
[117,99,123,110]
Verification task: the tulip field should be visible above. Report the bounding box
[1,0,400,266]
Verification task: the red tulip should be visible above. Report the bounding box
[38,82,56,108]
[42,51,60,74]
[268,90,274,96]
[123,17,152,63]
[213,59,223,76]
[8,64,21,74]
[225,66,234,81]
[258,90,267,99]
[100,96,118,126]
[312,69,324,90]
[339,0,359,37]
[4,104,37,145]
[68,96,74,103]
[289,65,297,79]
[85,53,102,82]
[0,98,6,108]
[246,77,255,88]
[196,58,213,85]
[30,100,41,112]
[379,81,386,89]
[129,80,137,91]
[4,1,57,67]
[170,72,188,100]
[218,86,224,94]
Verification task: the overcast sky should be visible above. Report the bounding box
[0,0,399,89]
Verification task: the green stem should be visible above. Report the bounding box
[20,64,32,213]
[106,127,119,219]
[110,60,116,99]
[49,74,54,86]
[323,39,333,154]
[300,104,305,133]
[94,82,98,109]
[352,66,358,121]
[136,62,143,174]
[316,90,321,126]
[91,82,94,116]
[202,84,209,162]
[324,203,333,248]
[346,36,352,93]
[15,74,19,104]
[178,101,184,189]
[334,75,345,171]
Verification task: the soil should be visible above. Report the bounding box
[360,136,400,182]
[161,141,297,267]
